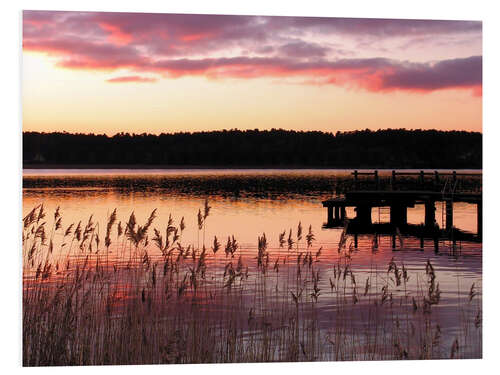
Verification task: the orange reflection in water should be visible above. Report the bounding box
[23,187,480,250]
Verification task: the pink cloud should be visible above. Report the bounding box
[147,56,481,95]
[98,22,133,45]
[22,11,482,96]
[106,75,157,83]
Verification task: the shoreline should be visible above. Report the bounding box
[23,164,483,172]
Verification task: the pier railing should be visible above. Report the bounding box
[348,170,481,193]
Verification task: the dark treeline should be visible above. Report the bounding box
[23,129,482,169]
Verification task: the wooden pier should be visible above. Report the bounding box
[322,170,482,242]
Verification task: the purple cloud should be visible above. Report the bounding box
[278,40,329,58]
[380,56,482,91]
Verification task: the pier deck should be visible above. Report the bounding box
[321,170,482,242]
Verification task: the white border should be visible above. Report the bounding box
[2,0,498,373]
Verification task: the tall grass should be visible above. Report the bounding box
[22,204,482,366]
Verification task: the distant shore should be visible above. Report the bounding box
[23,129,483,170]
[23,164,483,171]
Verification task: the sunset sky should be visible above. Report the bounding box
[22,11,482,135]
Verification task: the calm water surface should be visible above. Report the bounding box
[23,169,482,357]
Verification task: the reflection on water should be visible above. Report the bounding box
[22,168,483,296]
[22,169,482,362]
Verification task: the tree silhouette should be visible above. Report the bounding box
[23,128,482,169]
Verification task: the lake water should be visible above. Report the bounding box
[22,169,482,360]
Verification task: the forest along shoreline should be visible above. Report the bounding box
[23,129,482,169]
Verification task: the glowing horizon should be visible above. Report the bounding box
[22,11,482,135]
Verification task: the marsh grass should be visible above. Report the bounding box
[22,204,482,366]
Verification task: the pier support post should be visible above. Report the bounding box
[355,205,372,226]
[327,206,334,226]
[390,204,408,227]
[445,200,453,231]
[335,206,340,222]
[425,200,436,228]
[340,206,346,222]
[477,202,482,240]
